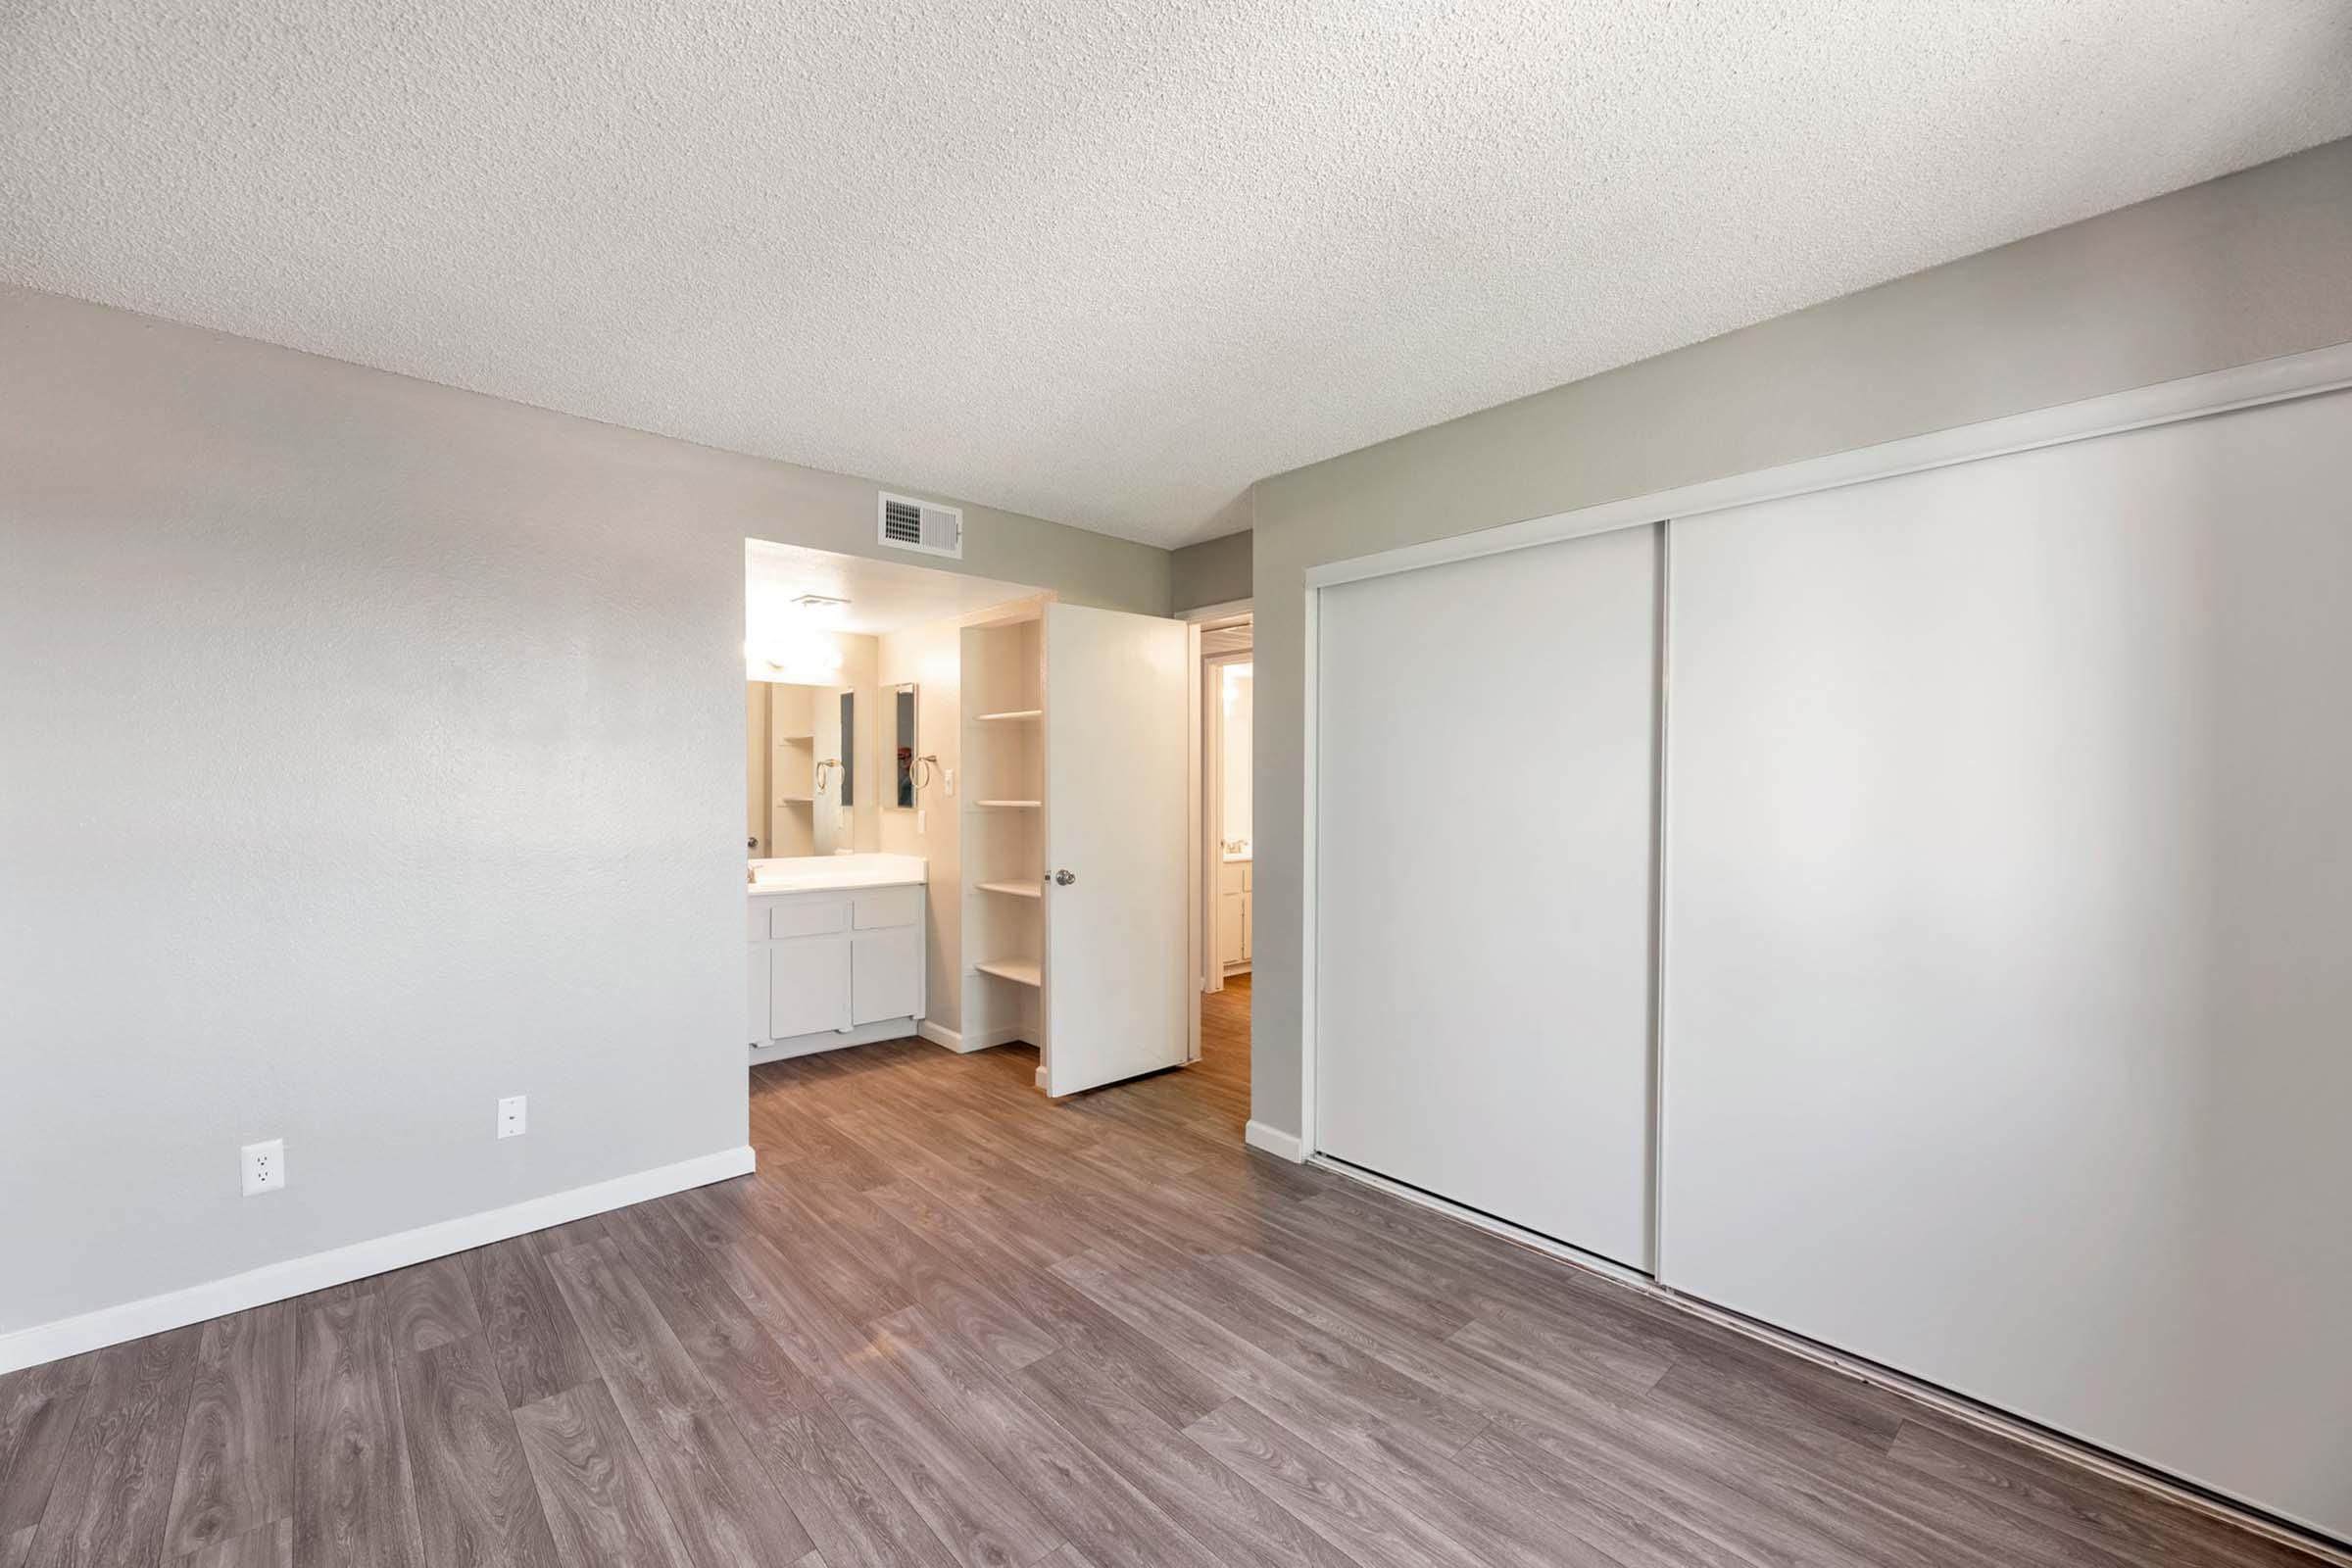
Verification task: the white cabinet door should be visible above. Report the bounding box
[852,928,921,1025]
[747,945,771,1045]
[1218,892,1244,965]
[769,940,850,1039]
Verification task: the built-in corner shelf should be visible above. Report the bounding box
[776,732,815,743]
[974,709,1043,723]
[976,879,1042,899]
[974,957,1042,988]
[975,799,1041,809]
[776,796,814,806]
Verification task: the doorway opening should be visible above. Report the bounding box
[1189,606,1253,1120]
[743,535,1203,1102]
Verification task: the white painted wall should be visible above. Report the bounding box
[1660,389,2352,1541]
[1219,664,1252,849]
[0,284,1169,1353]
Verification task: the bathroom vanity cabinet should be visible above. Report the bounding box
[747,857,926,1062]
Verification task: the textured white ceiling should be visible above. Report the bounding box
[5,3,2349,548]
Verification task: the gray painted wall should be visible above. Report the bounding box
[1171,526,1253,612]
[1247,134,2352,1138]
[0,286,1167,1339]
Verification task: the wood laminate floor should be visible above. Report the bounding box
[0,972,2329,1566]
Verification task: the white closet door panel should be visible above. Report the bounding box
[1318,523,1658,1269]
[1663,389,2352,1539]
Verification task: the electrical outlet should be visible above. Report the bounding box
[498,1095,527,1139]
[916,808,926,833]
[241,1139,285,1196]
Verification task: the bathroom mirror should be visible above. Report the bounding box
[838,691,856,807]
[892,683,917,808]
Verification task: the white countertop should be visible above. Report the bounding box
[749,853,927,893]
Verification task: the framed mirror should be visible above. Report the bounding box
[892,683,917,808]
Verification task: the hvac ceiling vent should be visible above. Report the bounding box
[877,492,963,560]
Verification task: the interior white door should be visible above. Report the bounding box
[1317,523,1660,1270]
[1043,602,1192,1096]
[1662,388,2352,1540]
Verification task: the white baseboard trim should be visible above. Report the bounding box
[1244,1119,1306,1162]
[750,1018,916,1064]
[0,1144,757,1376]
[923,1020,1024,1054]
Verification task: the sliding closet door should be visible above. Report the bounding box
[1662,389,2352,1538]
[1318,523,1657,1269]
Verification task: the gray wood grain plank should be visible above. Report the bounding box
[744,1406,961,1568]
[1180,1398,1474,1568]
[513,1382,690,1568]
[1013,1348,1361,1568]
[292,1292,419,1568]
[859,1179,1228,1429]
[374,1256,484,1358]
[177,1518,292,1568]
[545,1238,711,1423]
[162,1300,295,1558]
[464,1238,599,1409]
[79,1325,203,1416]
[605,1389,815,1568]
[662,1208,1057,1568]
[599,1200,820,1428]
[870,1307,1199,1568]
[0,1363,86,1539]
[21,1374,194,1568]
[393,1335,559,1568]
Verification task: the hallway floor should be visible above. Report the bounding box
[0,992,2324,1567]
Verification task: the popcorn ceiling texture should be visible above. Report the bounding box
[4,0,2348,547]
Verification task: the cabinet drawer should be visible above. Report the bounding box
[853,887,922,930]
[767,899,848,940]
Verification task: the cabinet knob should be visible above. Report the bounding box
[1053,868,1077,886]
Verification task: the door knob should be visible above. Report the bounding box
[1053,869,1077,886]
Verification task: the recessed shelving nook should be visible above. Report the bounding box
[766,682,819,855]
[961,607,1048,1054]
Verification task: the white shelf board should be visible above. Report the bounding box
[975,800,1042,809]
[974,709,1043,723]
[775,796,814,806]
[974,957,1042,987]
[976,880,1042,899]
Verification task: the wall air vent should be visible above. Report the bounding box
[877,492,963,560]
